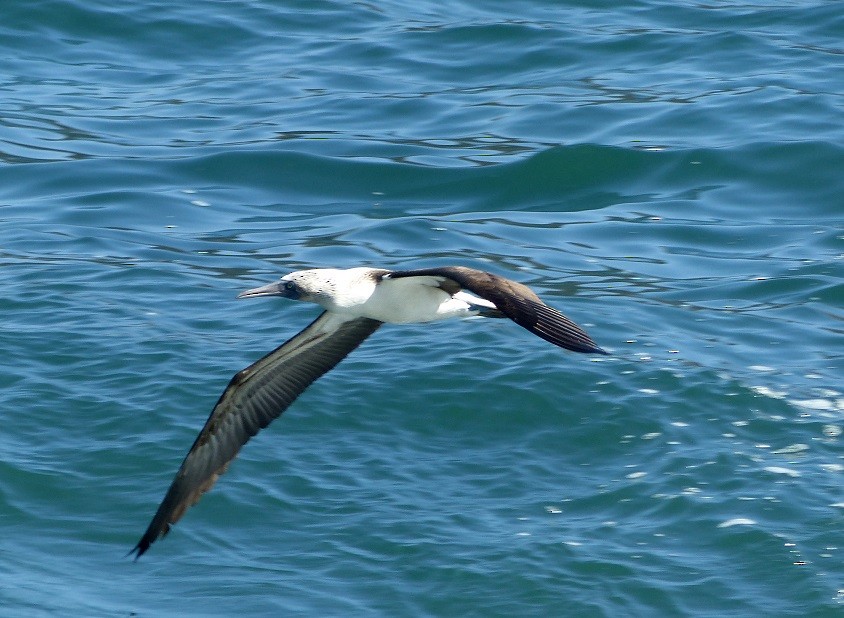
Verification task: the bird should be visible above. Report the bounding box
[130,265,607,558]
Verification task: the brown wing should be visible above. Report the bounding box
[130,312,382,558]
[386,266,606,354]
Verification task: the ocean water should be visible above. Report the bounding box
[1,0,842,615]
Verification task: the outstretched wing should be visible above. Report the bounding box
[385,266,606,354]
[131,312,382,558]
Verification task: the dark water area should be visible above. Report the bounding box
[1,1,842,615]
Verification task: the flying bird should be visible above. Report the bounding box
[130,266,606,558]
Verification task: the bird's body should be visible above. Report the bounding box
[131,266,606,558]
[252,267,495,323]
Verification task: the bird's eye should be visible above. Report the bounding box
[284,281,296,291]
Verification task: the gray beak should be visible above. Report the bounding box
[237,281,286,299]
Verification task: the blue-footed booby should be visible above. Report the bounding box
[131,266,606,558]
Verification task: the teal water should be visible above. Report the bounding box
[1,1,842,615]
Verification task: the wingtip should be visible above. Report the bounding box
[567,335,608,355]
[573,343,609,355]
[126,536,153,561]
[126,545,143,561]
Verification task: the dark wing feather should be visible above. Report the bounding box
[130,312,382,558]
[387,266,606,354]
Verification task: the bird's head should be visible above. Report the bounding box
[237,270,335,304]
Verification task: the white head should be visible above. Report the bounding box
[237,269,340,304]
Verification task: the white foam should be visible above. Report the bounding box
[820,463,843,473]
[751,385,787,399]
[718,518,756,528]
[822,425,842,438]
[793,398,835,411]
[764,466,801,478]
[772,444,809,455]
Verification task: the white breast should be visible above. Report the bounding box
[358,276,475,324]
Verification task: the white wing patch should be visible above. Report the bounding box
[453,290,497,311]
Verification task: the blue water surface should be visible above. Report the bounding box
[1,1,842,616]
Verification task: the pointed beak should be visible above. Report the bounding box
[237,281,286,299]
